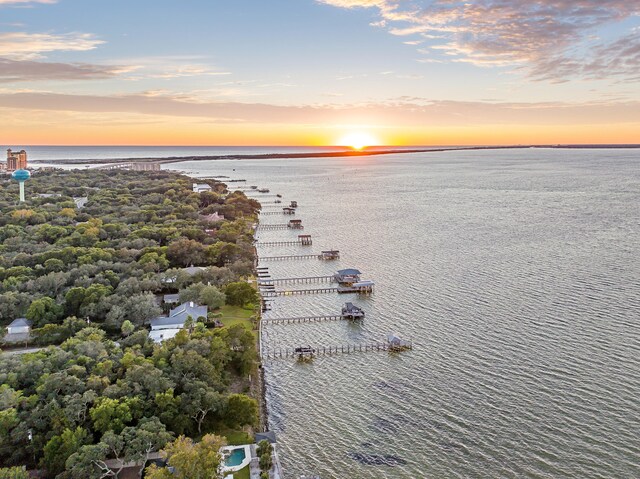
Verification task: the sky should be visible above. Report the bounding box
[0,0,639,146]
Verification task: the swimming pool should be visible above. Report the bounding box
[225,448,246,467]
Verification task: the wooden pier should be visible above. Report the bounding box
[259,253,335,261]
[256,240,311,247]
[262,341,412,360]
[258,275,334,285]
[256,224,295,230]
[256,235,312,246]
[261,287,338,297]
[260,211,295,216]
[262,315,343,325]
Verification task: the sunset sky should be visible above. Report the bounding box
[1,0,639,146]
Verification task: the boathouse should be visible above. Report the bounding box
[298,235,312,245]
[387,333,411,351]
[334,268,362,284]
[288,219,303,229]
[341,302,365,319]
[320,250,340,260]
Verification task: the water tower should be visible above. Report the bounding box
[11,169,31,203]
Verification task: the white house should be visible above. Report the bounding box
[6,318,31,335]
[149,302,208,343]
[193,183,212,193]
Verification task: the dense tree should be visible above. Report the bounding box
[0,467,29,479]
[225,394,258,428]
[25,297,64,328]
[42,427,89,476]
[0,169,261,476]
[198,285,226,310]
[121,320,135,337]
[167,239,206,267]
[145,434,226,479]
[224,282,258,307]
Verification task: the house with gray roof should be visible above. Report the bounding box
[3,318,32,344]
[6,318,31,335]
[149,302,208,343]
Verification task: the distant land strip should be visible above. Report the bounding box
[31,144,640,165]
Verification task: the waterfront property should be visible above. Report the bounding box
[320,250,340,260]
[193,182,213,193]
[149,301,207,342]
[334,268,362,284]
[288,219,303,229]
[220,445,252,475]
[341,302,365,319]
[338,280,375,294]
[2,318,32,344]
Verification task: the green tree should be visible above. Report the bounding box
[26,297,65,328]
[64,443,111,479]
[145,434,226,479]
[178,283,205,304]
[90,397,133,434]
[224,282,258,307]
[42,426,89,476]
[166,238,206,267]
[199,285,225,310]
[225,394,258,428]
[0,467,30,479]
[184,384,223,433]
[121,320,135,337]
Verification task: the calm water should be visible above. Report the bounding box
[13,145,436,162]
[177,149,640,478]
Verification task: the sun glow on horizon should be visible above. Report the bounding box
[338,132,380,150]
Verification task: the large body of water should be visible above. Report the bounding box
[11,145,435,162]
[169,148,640,478]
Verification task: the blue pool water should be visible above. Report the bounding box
[225,449,246,467]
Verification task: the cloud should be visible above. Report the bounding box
[0,90,639,126]
[0,32,104,60]
[0,58,130,82]
[0,0,56,4]
[317,0,640,82]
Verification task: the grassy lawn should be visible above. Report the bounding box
[232,465,250,479]
[223,429,254,446]
[218,304,256,332]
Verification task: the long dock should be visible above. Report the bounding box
[256,224,303,230]
[262,341,413,359]
[258,275,334,285]
[259,254,324,261]
[261,287,338,297]
[262,315,344,325]
[260,211,294,216]
[256,238,312,246]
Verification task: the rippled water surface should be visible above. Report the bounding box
[169,149,640,478]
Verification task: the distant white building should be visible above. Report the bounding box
[193,183,212,193]
[6,318,31,335]
[149,302,208,343]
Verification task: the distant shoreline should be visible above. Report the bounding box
[30,144,640,165]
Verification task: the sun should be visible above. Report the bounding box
[338,132,379,150]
